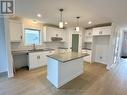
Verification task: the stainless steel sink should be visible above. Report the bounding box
[28,48,54,52]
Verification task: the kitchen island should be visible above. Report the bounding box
[47,52,89,88]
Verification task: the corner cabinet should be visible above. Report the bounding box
[43,26,66,42]
[28,51,55,70]
[92,26,111,36]
[9,20,22,42]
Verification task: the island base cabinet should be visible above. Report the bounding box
[28,53,46,70]
[47,58,84,88]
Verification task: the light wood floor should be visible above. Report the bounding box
[0,59,127,95]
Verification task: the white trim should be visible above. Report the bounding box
[4,18,14,78]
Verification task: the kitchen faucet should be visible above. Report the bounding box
[33,44,36,50]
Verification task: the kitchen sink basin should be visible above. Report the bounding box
[28,48,54,52]
[28,49,45,52]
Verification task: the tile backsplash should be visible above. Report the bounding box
[11,42,65,51]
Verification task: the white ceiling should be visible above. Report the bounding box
[15,0,127,27]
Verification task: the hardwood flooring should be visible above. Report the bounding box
[0,59,127,95]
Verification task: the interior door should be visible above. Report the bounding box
[72,34,79,52]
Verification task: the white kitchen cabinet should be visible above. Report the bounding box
[28,51,54,70]
[92,36,110,65]
[82,49,92,63]
[84,29,93,42]
[9,20,22,42]
[94,45,108,64]
[93,26,111,36]
[43,26,66,42]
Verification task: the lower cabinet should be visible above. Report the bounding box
[82,50,92,63]
[28,51,54,70]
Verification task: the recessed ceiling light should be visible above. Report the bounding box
[37,14,42,17]
[65,22,68,24]
[88,21,92,24]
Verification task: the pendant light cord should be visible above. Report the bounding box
[59,9,63,22]
[61,11,62,22]
[77,17,80,26]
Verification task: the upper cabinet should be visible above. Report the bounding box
[84,29,93,42]
[92,26,111,36]
[9,20,22,42]
[43,26,66,42]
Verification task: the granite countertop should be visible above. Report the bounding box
[47,52,89,63]
[12,48,55,55]
[58,47,68,49]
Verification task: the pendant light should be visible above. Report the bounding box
[76,17,80,32]
[59,9,64,28]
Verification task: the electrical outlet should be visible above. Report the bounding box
[100,56,102,59]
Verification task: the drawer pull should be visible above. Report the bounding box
[37,56,40,59]
[99,31,102,34]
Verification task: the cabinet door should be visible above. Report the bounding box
[29,51,55,69]
[92,28,101,36]
[93,26,111,36]
[94,45,107,64]
[44,26,66,42]
[45,27,54,41]
[101,26,111,35]
[85,29,93,42]
[59,29,66,41]
[41,51,49,65]
[83,50,92,63]
[28,53,39,70]
[40,51,55,66]
[9,21,22,42]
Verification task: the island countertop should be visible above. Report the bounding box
[47,52,89,63]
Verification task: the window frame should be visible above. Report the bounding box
[23,28,42,46]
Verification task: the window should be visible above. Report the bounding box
[24,29,41,45]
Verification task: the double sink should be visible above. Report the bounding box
[28,48,54,52]
[12,48,54,55]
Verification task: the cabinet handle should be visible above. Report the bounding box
[21,36,22,40]
[37,55,40,59]
[99,31,102,34]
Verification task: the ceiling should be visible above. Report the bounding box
[15,0,127,28]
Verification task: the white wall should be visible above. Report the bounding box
[0,18,8,73]
[65,27,84,52]
[107,24,119,69]
[121,31,127,57]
